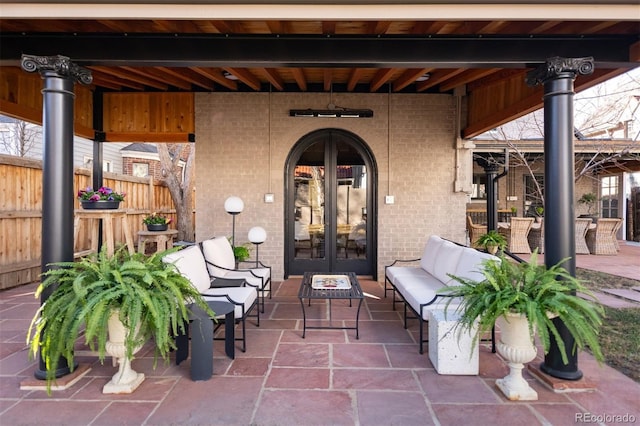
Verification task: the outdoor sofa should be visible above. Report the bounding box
[385,235,499,353]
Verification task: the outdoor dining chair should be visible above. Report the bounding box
[466,215,487,249]
[575,218,592,255]
[201,236,272,313]
[527,218,544,254]
[498,217,534,254]
[586,218,622,255]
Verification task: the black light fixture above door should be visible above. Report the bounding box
[290,108,373,118]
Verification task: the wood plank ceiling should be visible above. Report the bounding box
[0,3,638,137]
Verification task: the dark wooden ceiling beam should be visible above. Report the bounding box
[262,68,285,91]
[291,68,307,91]
[129,66,194,90]
[440,68,501,92]
[347,68,365,91]
[157,67,214,90]
[323,69,332,92]
[393,68,432,92]
[370,68,395,92]
[89,66,169,90]
[223,67,261,91]
[416,68,466,92]
[189,67,237,90]
[370,21,391,35]
[266,20,285,34]
[88,69,146,90]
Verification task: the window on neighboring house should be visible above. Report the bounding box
[524,174,544,216]
[471,174,488,200]
[132,162,149,177]
[601,175,619,218]
[83,157,113,172]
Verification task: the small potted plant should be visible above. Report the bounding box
[441,251,604,400]
[510,206,518,217]
[578,192,598,222]
[231,240,252,264]
[535,206,544,222]
[143,212,172,231]
[77,186,126,209]
[474,230,507,255]
[27,246,214,394]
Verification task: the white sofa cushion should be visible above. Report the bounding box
[451,249,499,284]
[201,236,236,277]
[225,267,271,290]
[419,235,444,274]
[398,276,454,320]
[201,286,258,320]
[432,241,464,284]
[163,245,211,293]
[386,266,430,287]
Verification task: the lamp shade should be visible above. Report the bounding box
[248,226,267,244]
[224,196,244,214]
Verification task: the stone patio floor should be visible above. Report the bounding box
[1,243,638,425]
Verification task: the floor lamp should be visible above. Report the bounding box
[224,196,244,248]
[248,226,267,267]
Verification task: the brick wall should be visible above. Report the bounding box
[195,92,467,282]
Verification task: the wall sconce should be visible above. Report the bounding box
[248,226,267,268]
[224,196,244,248]
[289,109,373,118]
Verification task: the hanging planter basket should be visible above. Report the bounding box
[81,200,121,210]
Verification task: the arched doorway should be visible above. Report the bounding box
[285,128,377,278]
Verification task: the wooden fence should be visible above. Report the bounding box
[0,154,179,290]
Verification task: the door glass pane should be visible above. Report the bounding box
[294,142,325,259]
[336,143,367,259]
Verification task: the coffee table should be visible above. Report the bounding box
[298,272,364,339]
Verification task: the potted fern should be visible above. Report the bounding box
[441,251,604,400]
[27,246,214,394]
[475,230,507,255]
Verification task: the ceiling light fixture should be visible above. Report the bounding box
[416,73,431,82]
[223,71,239,80]
[289,108,373,118]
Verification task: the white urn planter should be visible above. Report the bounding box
[103,310,145,394]
[495,312,538,401]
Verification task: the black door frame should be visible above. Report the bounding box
[284,128,377,279]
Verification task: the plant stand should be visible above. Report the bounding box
[495,313,538,400]
[103,311,145,394]
[428,310,479,375]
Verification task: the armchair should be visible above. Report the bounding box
[201,236,272,313]
[498,217,534,253]
[466,215,487,249]
[586,218,622,255]
[163,245,259,352]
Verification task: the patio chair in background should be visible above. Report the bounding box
[163,245,260,352]
[586,218,622,255]
[613,219,623,251]
[575,218,592,255]
[498,217,534,253]
[201,236,272,313]
[527,218,544,254]
[466,215,487,249]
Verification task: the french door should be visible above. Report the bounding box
[285,129,376,278]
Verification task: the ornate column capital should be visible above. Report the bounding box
[21,54,92,85]
[526,56,594,87]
